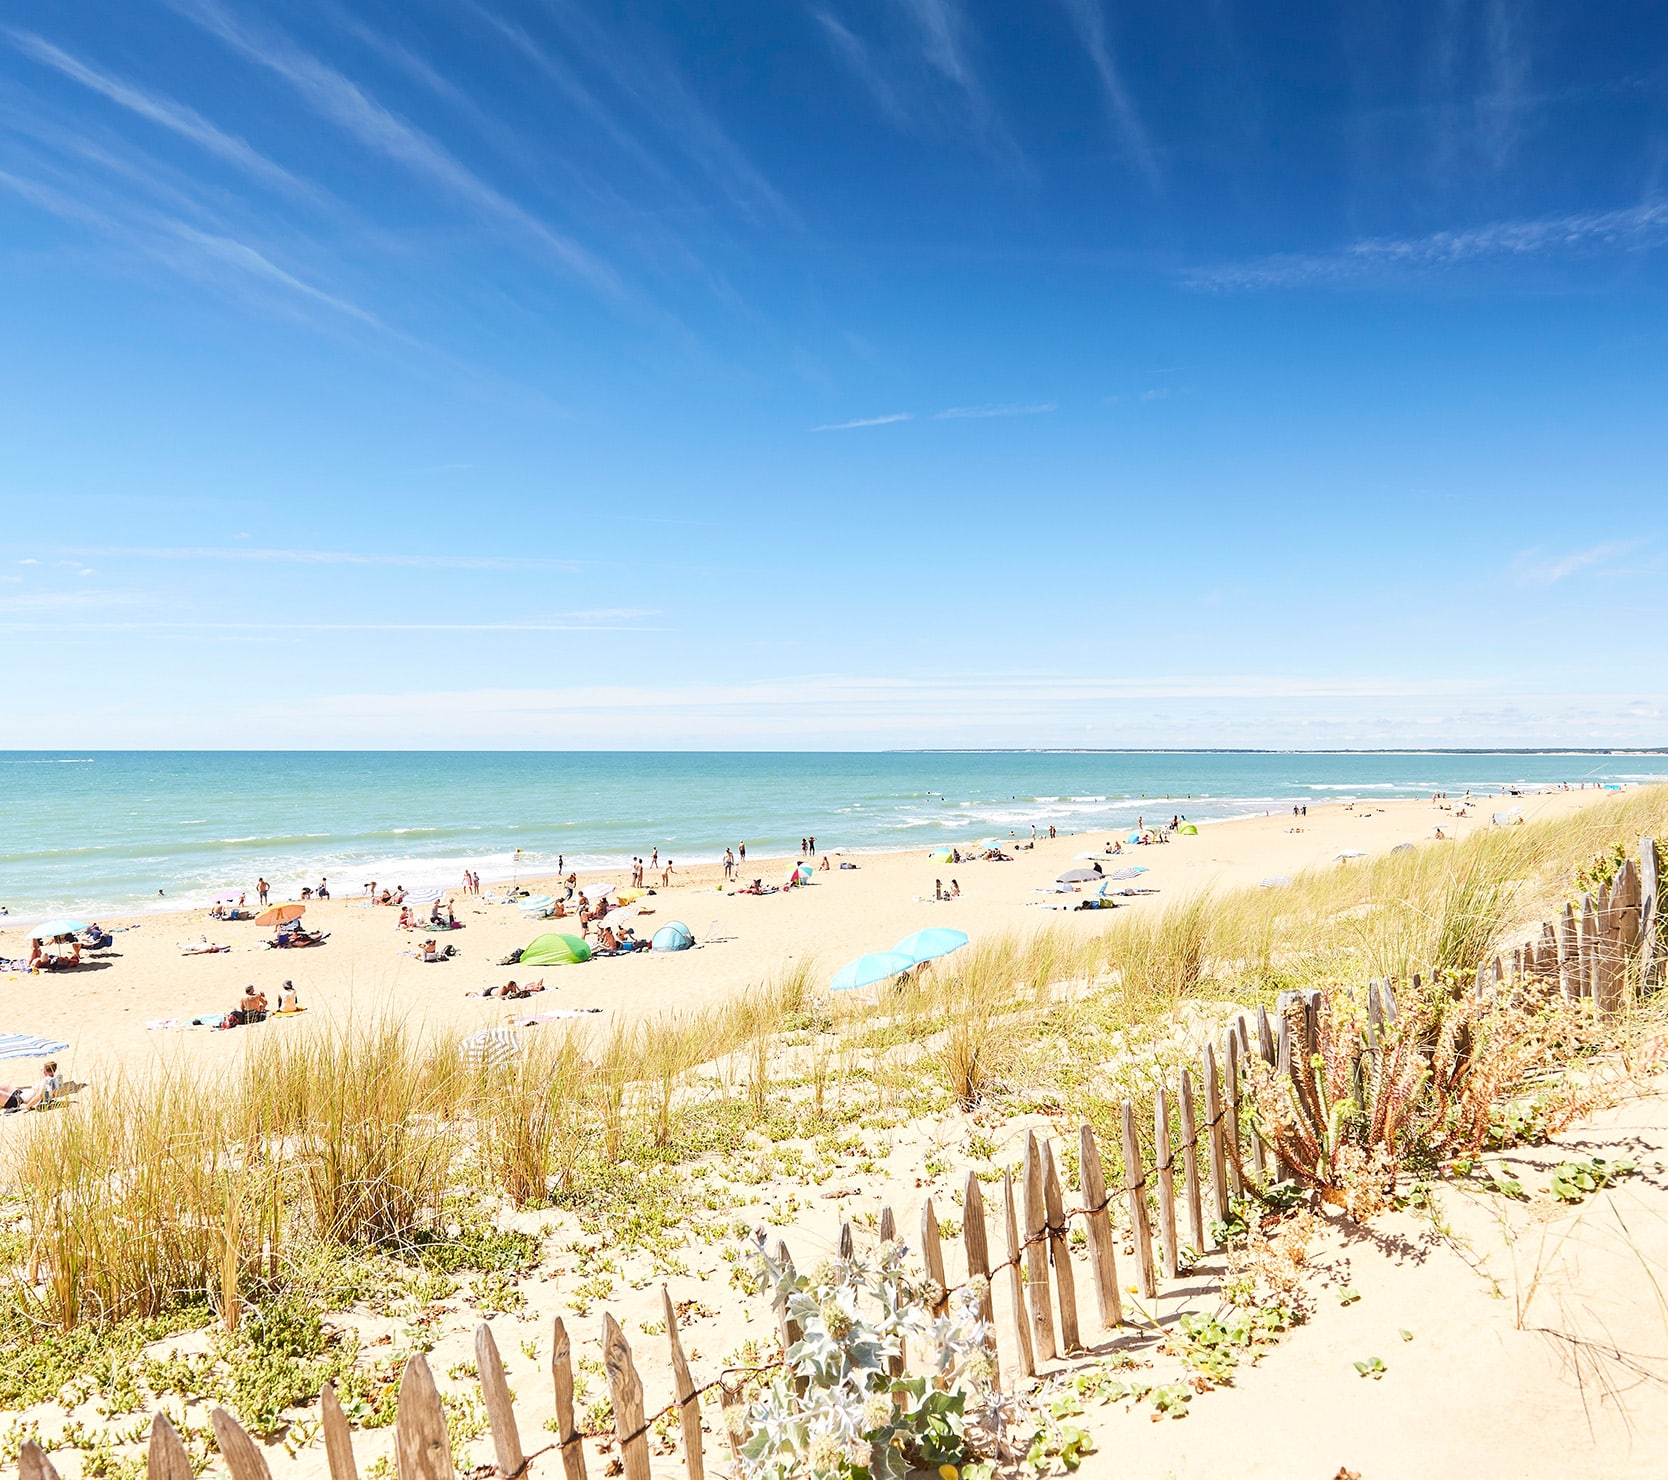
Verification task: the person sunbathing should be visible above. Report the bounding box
[276,980,301,1012]
[398,906,415,930]
[0,1059,60,1112]
[238,985,268,1022]
[474,977,545,998]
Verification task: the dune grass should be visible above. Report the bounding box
[9,788,1667,1338]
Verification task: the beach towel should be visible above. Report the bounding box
[0,1032,69,1062]
[146,1018,187,1031]
[511,1009,603,1025]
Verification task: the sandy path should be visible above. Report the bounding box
[0,787,1618,1081]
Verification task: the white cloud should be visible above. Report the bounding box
[934,402,1056,419]
[1511,540,1640,585]
[7,29,316,200]
[163,0,621,295]
[50,545,584,570]
[812,412,913,431]
[1185,199,1668,290]
[1056,0,1159,183]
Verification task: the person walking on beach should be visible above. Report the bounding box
[257,877,269,905]
[651,847,658,870]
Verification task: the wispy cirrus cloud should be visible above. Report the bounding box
[935,402,1055,420]
[162,0,621,295]
[812,412,913,431]
[0,166,382,327]
[46,545,584,571]
[818,0,1019,163]
[813,11,910,129]
[6,29,317,201]
[1185,198,1668,290]
[1511,540,1641,585]
[533,0,793,227]
[1056,0,1159,183]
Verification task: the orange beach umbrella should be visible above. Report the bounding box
[256,903,306,927]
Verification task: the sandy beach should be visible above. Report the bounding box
[0,786,1620,1081]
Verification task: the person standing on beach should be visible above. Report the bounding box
[651,847,658,870]
[723,848,735,881]
[257,877,269,905]
[662,859,673,885]
[739,842,746,862]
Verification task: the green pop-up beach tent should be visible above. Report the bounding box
[519,932,592,966]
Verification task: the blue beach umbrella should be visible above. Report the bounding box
[28,918,89,939]
[1126,831,1143,844]
[892,927,970,965]
[831,950,916,992]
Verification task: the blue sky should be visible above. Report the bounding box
[1,0,1665,748]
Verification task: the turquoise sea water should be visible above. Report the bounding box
[2,751,1665,918]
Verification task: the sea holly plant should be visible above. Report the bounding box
[738,1237,1040,1480]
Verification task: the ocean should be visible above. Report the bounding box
[2,751,1663,919]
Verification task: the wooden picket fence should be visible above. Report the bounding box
[14,835,1661,1480]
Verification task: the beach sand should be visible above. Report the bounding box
[3,781,1664,1480]
[0,786,1617,1081]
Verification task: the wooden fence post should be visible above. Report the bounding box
[962,1172,1000,1385]
[1001,1171,1036,1378]
[1177,1072,1206,1254]
[1558,903,1578,1004]
[838,1221,854,1259]
[1021,1132,1057,1362]
[1581,892,1599,1001]
[147,1417,194,1480]
[603,1313,651,1480]
[475,1324,525,1479]
[1039,1139,1081,1353]
[1154,1087,1179,1280]
[921,1199,949,1317]
[319,1383,358,1480]
[1120,1100,1157,1299]
[664,1287,706,1480]
[718,1381,745,1464]
[393,1356,451,1480]
[551,1317,587,1480]
[1201,1044,1232,1216]
[19,1445,59,1480]
[211,1409,272,1480]
[1641,838,1661,988]
[1077,1125,1123,1330]
[1223,1033,1244,1197]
